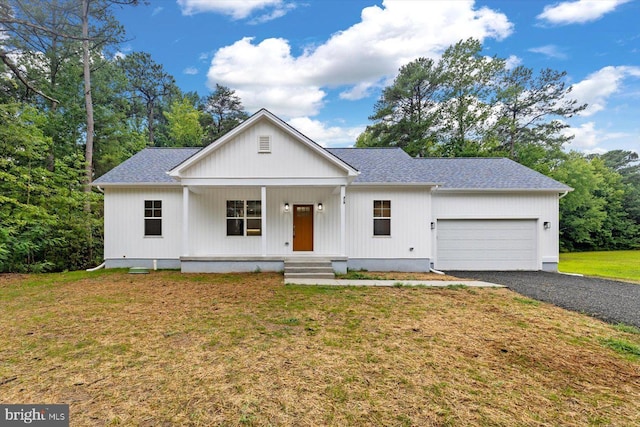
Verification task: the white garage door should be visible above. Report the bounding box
[436,219,538,271]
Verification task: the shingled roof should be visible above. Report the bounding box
[94,146,570,191]
[413,157,572,190]
[94,148,200,184]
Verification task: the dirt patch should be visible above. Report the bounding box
[1,271,639,426]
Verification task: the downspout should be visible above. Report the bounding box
[86,261,105,272]
[559,190,569,199]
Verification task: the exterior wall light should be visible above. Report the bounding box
[317,203,323,211]
[284,202,290,212]
[544,221,551,230]
[430,222,436,230]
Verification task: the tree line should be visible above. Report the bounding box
[357,38,640,252]
[0,0,247,272]
[0,2,637,272]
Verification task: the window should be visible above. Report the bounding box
[373,200,390,236]
[144,200,162,236]
[227,200,261,236]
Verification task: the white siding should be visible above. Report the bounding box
[104,188,183,260]
[266,187,341,256]
[187,186,342,256]
[432,192,560,269]
[346,187,431,259]
[183,120,346,179]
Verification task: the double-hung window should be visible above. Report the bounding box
[373,200,391,236]
[144,200,162,236]
[227,200,262,236]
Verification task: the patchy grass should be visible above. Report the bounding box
[337,270,462,281]
[1,271,639,426]
[560,250,640,283]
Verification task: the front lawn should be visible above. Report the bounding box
[560,250,640,283]
[1,271,639,425]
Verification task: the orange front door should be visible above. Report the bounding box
[293,205,314,251]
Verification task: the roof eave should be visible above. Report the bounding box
[352,182,441,187]
[434,187,574,193]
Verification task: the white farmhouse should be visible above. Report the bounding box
[94,109,571,273]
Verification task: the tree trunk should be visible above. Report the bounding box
[82,0,94,191]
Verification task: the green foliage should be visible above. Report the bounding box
[163,97,205,146]
[201,84,249,144]
[553,153,639,251]
[0,103,103,272]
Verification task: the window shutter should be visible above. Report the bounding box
[258,135,271,153]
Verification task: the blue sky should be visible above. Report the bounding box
[114,0,640,154]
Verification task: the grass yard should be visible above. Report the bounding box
[1,270,639,426]
[560,250,640,283]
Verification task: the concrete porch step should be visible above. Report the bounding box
[284,258,335,280]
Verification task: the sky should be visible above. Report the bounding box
[114,0,640,154]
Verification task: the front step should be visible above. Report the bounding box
[284,258,335,280]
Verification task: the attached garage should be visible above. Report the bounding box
[436,219,538,271]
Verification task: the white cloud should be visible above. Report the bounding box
[177,0,287,19]
[152,6,164,16]
[563,121,633,152]
[183,67,199,75]
[570,66,640,116]
[504,55,522,70]
[537,0,631,25]
[564,122,599,148]
[288,117,365,147]
[528,44,567,60]
[206,0,513,118]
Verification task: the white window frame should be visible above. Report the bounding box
[373,200,391,236]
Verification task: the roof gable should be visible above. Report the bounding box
[169,109,358,179]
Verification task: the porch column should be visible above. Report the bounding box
[340,185,346,256]
[261,186,267,256]
[182,186,189,257]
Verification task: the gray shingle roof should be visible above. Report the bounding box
[413,157,572,190]
[326,147,425,184]
[94,148,200,184]
[94,146,570,191]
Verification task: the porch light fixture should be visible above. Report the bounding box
[544,221,551,230]
[430,222,436,230]
[284,202,290,212]
[317,203,323,212]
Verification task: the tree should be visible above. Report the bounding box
[593,150,640,232]
[491,66,586,164]
[552,152,640,251]
[201,84,248,144]
[120,52,176,146]
[436,38,504,157]
[163,97,204,147]
[356,57,441,156]
[0,102,102,271]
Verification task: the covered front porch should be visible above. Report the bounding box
[180,184,348,273]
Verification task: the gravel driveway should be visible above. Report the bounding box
[447,271,640,329]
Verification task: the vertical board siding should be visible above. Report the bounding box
[104,188,183,259]
[188,186,341,256]
[183,120,345,178]
[432,192,560,266]
[346,188,431,259]
[266,187,341,256]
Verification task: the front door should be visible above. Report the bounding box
[293,205,314,251]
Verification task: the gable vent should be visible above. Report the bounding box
[258,135,271,153]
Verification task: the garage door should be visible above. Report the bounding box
[436,219,538,271]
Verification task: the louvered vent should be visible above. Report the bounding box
[258,135,271,153]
